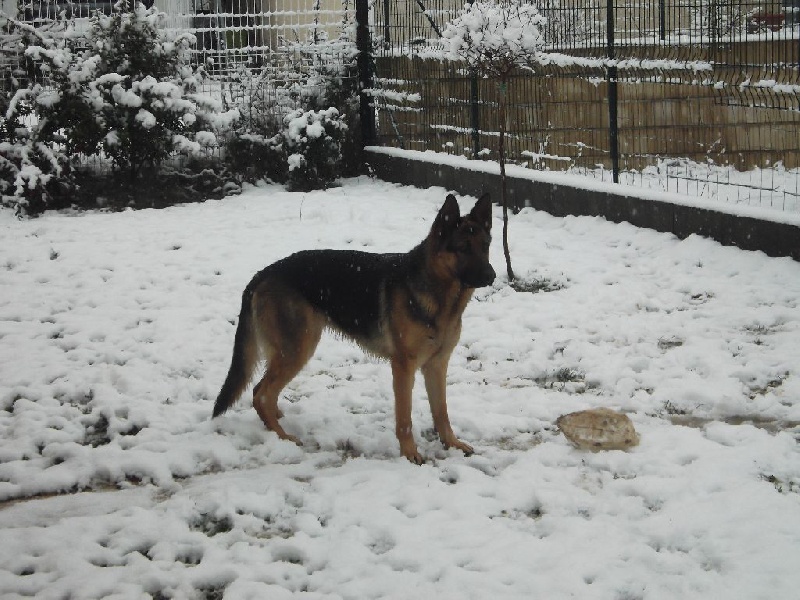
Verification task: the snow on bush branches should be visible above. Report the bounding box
[282,107,347,191]
[440,0,546,76]
[1,2,239,214]
[223,24,358,191]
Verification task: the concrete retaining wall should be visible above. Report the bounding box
[365,148,800,262]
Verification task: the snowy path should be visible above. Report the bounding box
[1,178,799,598]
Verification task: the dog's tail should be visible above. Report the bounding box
[213,287,259,418]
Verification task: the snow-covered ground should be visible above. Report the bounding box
[1,177,799,599]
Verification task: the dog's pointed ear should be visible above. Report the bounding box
[468,193,493,231]
[431,194,461,241]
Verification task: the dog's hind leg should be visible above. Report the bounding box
[253,362,307,445]
[251,289,324,445]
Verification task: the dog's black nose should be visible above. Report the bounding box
[480,265,497,287]
[463,264,496,288]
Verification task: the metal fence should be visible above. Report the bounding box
[3,0,356,121]
[4,0,800,212]
[367,0,800,212]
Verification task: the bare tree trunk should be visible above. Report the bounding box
[498,78,515,282]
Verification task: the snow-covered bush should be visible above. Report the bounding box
[0,15,74,214]
[224,132,284,184]
[0,134,71,215]
[226,108,347,190]
[280,26,360,176]
[2,2,239,214]
[224,24,358,189]
[281,107,347,191]
[28,1,239,179]
[441,0,546,78]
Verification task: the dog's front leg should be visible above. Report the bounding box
[391,358,424,464]
[422,355,474,457]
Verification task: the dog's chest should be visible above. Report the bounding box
[403,288,472,355]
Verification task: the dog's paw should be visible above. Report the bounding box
[400,440,425,465]
[444,437,474,457]
[275,431,303,447]
[405,451,426,465]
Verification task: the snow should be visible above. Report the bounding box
[1,178,799,598]
[362,88,421,104]
[194,131,218,148]
[33,89,61,108]
[285,108,342,144]
[111,83,143,108]
[136,109,158,130]
[287,153,306,172]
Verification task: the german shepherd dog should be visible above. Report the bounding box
[212,193,495,464]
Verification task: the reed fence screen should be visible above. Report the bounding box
[366,0,800,212]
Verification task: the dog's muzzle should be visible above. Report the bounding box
[462,263,496,288]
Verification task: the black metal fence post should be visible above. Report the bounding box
[606,0,620,183]
[383,0,391,49]
[356,0,376,147]
[470,73,480,158]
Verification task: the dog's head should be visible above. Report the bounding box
[429,193,496,288]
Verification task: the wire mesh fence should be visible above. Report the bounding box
[368,0,800,213]
[3,0,799,212]
[2,0,356,122]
